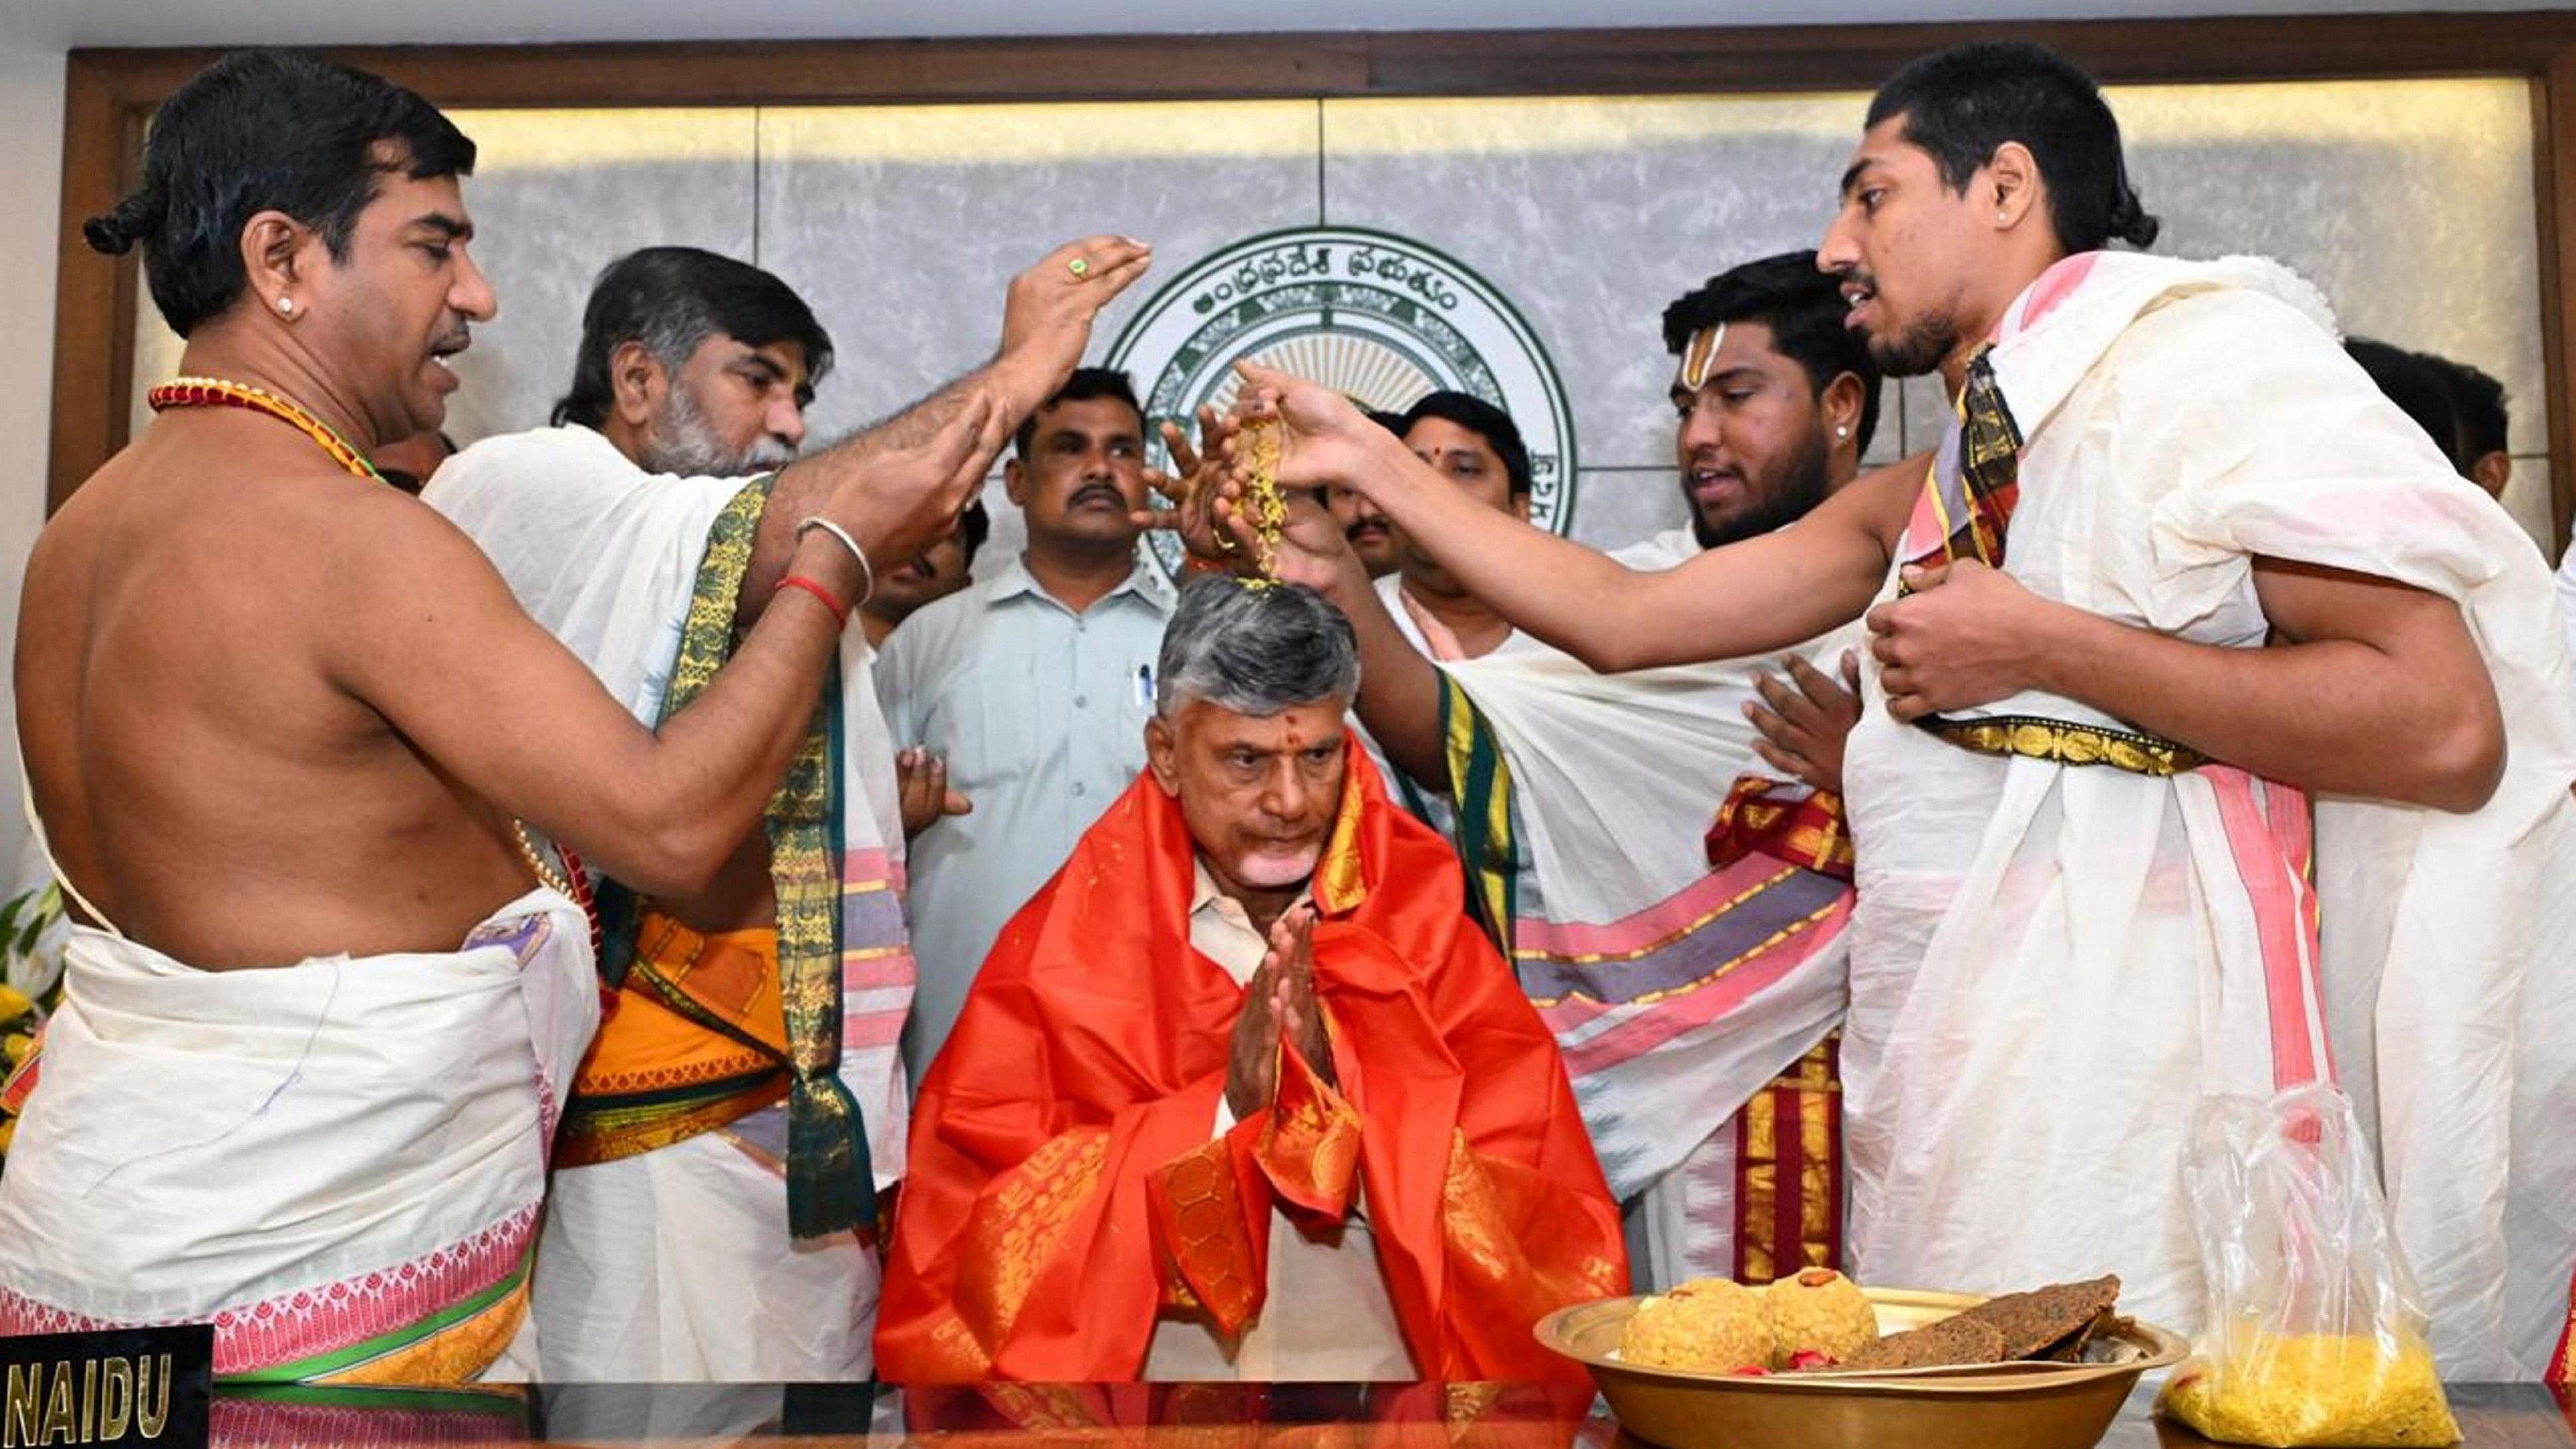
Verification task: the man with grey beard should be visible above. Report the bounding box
[543,246,826,478]
[426,236,1151,1381]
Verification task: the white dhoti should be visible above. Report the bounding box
[534,1106,878,1381]
[1427,529,1860,1289]
[1840,251,2576,1377]
[430,426,914,1382]
[0,889,596,1382]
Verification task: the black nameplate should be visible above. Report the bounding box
[0,1325,210,1448]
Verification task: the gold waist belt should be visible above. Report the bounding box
[1923,713,2209,778]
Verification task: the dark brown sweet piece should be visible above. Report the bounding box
[1837,1314,2007,1370]
[1952,1275,2124,1360]
[2034,1307,2138,1362]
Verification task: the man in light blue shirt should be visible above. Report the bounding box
[877,367,1177,1082]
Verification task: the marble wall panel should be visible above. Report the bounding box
[1883,374,1954,465]
[2111,80,2544,466]
[755,101,1323,446]
[1320,93,1871,488]
[1570,466,1692,554]
[441,109,760,443]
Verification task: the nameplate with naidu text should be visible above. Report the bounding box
[0,1325,210,1449]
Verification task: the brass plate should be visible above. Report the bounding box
[1533,1288,2188,1449]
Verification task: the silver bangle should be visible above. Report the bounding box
[795,516,877,605]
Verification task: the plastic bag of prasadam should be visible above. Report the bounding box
[2156,1084,2460,1447]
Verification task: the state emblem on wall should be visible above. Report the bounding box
[1106,226,1577,579]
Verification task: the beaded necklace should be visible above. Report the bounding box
[148,375,601,940]
[146,376,381,477]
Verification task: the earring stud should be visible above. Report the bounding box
[277,297,294,315]
[1836,425,1850,440]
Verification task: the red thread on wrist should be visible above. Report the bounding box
[774,573,851,628]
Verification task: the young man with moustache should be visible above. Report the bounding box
[427,240,1146,1381]
[1,51,986,1382]
[876,367,1178,1086]
[1341,392,1543,839]
[1227,41,2576,1374]
[1163,253,1889,1291]
[1324,408,1411,578]
[1371,392,1539,665]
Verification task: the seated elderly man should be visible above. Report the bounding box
[874,576,1625,1384]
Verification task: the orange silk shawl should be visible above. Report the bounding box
[874,742,1626,1384]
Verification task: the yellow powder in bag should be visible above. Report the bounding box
[2158,1329,2460,1446]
